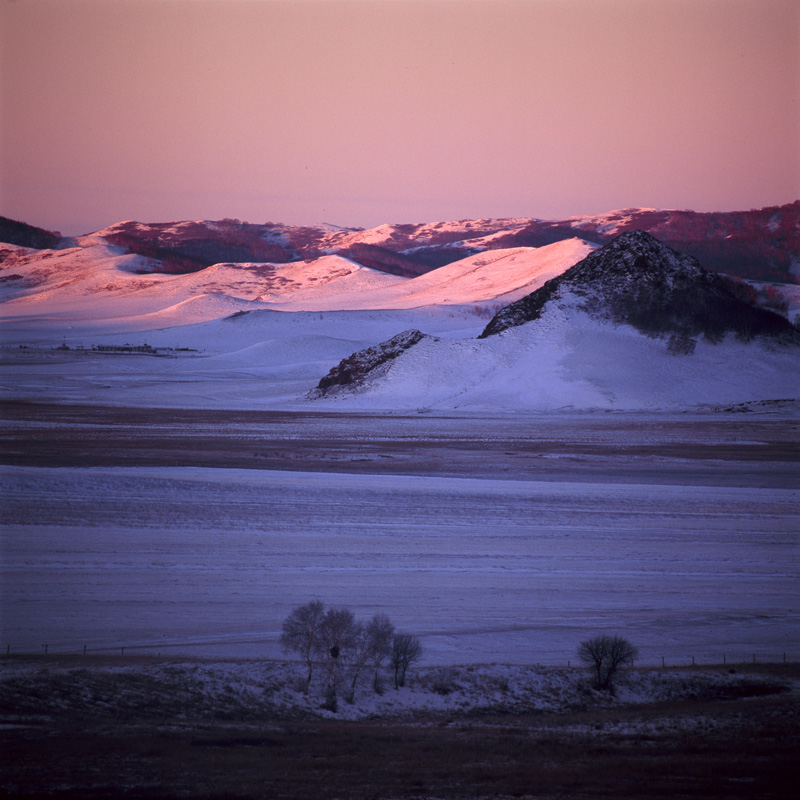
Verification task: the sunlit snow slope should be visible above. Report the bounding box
[309,233,800,412]
[0,236,595,320]
[309,306,800,412]
[1,220,797,412]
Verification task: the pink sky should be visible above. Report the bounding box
[1,0,798,235]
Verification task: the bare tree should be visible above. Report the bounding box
[280,600,325,694]
[345,613,396,700]
[367,613,395,693]
[391,633,422,689]
[577,634,638,691]
[317,606,358,704]
[346,622,372,703]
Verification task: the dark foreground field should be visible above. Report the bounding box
[2,659,798,800]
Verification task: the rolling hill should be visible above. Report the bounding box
[4,200,797,282]
[309,232,800,412]
[1,208,797,413]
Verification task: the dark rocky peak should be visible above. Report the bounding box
[561,230,710,297]
[308,330,433,398]
[480,231,797,347]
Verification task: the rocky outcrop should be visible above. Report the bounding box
[479,231,797,346]
[309,329,432,398]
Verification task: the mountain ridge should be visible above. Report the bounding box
[3,201,797,283]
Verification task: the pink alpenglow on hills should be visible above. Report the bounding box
[0,206,798,412]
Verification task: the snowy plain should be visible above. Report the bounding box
[1,231,799,669]
[3,461,798,666]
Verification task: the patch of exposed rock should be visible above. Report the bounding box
[308,329,434,398]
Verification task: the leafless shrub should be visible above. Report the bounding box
[577,634,638,692]
[391,633,423,689]
[430,668,460,696]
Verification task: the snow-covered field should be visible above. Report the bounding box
[3,654,796,723]
[3,303,799,412]
[2,232,798,671]
[3,457,797,666]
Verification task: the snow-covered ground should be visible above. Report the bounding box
[1,233,798,671]
[2,301,798,412]
[3,463,797,665]
[2,655,795,723]
[2,233,797,412]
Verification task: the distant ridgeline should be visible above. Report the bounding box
[0,217,62,250]
[1,201,798,283]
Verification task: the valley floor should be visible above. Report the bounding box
[2,402,798,797]
[3,400,798,486]
[2,403,798,666]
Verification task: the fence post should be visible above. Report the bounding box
[661,656,665,668]
[692,655,695,666]
[84,645,87,656]
[723,654,726,665]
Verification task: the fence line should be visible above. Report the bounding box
[2,641,795,668]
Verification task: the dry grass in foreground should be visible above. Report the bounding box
[1,658,798,799]
[0,659,800,800]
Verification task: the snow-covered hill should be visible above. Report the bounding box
[480,231,796,342]
[0,234,594,321]
[1,214,797,413]
[309,233,800,412]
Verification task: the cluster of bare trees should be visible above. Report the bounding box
[279,601,422,708]
[281,603,635,705]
